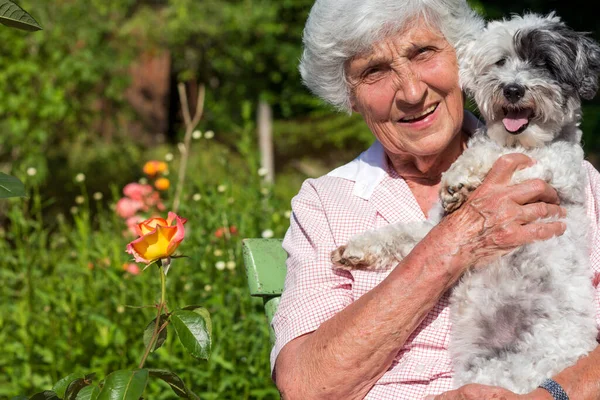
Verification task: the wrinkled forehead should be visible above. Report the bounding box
[350,16,447,61]
[349,9,446,55]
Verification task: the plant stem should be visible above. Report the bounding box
[138,262,168,369]
[173,83,205,212]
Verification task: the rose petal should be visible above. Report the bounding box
[126,241,151,263]
[129,224,179,263]
[166,214,186,255]
[138,217,168,236]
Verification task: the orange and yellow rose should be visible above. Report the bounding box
[126,212,187,264]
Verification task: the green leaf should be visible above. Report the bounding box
[75,386,100,400]
[171,307,212,360]
[10,396,29,400]
[97,369,148,400]
[0,0,42,31]
[29,392,60,400]
[52,372,85,398]
[181,305,213,339]
[148,369,200,400]
[65,376,94,400]
[142,314,168,353]
[0,172,26,199]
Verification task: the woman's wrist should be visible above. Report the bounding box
[528,387,555,400]
[427,216,480,268]
[400,228,470,291]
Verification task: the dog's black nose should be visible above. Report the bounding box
[503,84,526,103]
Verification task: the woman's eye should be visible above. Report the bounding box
[418,46,434,54]
[495,58,507,67]
[363,66,382,77]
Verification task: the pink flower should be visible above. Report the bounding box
[116,183,166,221]
[123,183,154,202]
[145,191,166,211]
[123,263,141,276]
[125,215,144,237]
[116,198,145,219]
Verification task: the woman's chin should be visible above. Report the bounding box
[388,135,458,158]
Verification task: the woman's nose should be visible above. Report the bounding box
[394,69,427,105]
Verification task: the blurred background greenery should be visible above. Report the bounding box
[2,0,600,398]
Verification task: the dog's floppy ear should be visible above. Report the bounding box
[573,34,600,100]
[524,19,600,101]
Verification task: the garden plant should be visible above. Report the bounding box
[0,3,281,398]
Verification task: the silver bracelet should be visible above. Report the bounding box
[538,378,569,400]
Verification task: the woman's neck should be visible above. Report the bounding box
[387,130,468,186]
[387,130,468,216]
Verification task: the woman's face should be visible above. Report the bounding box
[346,22,464,159]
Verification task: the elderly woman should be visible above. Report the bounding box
[271,0,600,399]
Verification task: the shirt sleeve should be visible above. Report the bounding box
[270,179,354,375]
[584,162,600,335]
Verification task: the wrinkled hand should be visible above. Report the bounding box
[423,383,544,400]
[429,153,566,271]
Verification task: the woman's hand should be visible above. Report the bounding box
[423,384,552,400]
[427,153,567,273]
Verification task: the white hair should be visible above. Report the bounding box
[300,0,485,112]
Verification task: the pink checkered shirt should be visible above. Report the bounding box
[271,115,600,399]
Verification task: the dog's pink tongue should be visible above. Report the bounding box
[502,109,531,133]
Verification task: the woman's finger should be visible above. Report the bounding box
[517,203,566,223]
[519,220,567,242]
[508,179,560,205]
[483,153,535,185]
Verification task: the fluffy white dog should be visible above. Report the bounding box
[331,13,600,393]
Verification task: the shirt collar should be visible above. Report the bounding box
[327,110,483,200]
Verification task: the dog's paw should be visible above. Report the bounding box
[440,183,475,213]
[331,244,379,271]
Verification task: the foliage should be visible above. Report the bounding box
[0,0,139,190]
[0,1,37,201]
[1,131,288,398]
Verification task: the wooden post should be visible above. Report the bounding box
[257,99,274,183]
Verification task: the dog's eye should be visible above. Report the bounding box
[495,58,507,67]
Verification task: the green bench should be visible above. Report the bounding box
[242,238,287,346]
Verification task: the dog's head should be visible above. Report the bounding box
[459,13,600,148]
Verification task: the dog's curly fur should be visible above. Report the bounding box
[331,13,600,393]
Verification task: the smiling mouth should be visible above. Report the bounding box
[502,107,534,134]
[399,103,438,123]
